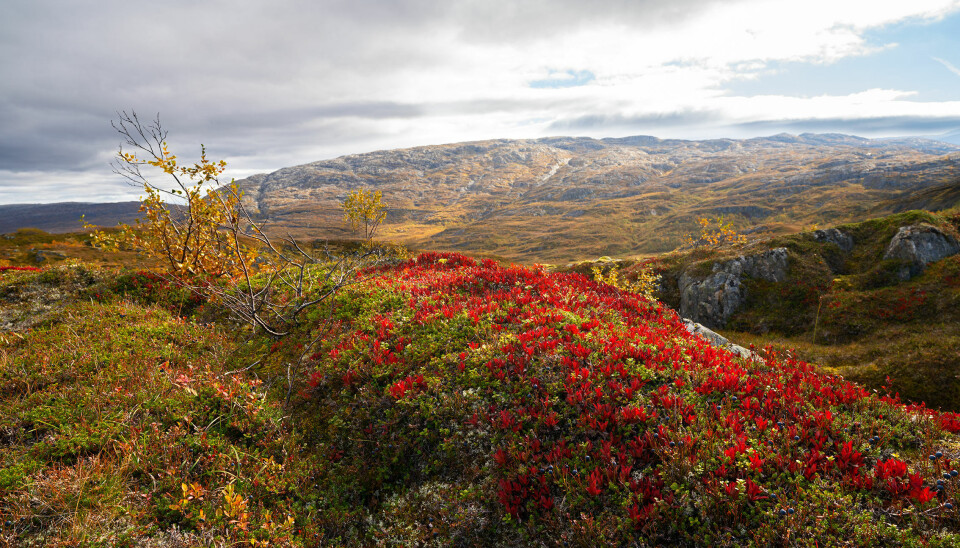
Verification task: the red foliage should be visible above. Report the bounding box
[310,252,960,529]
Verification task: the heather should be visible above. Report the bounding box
[4,255,960,546]
[645,209,960,411]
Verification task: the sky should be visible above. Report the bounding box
[2,0,960,204]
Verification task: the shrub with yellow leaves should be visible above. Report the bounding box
[682,215,747,249]
[343,188,386,240]
[85,111,258,279]
[591,262,661,301]
[86,112,393,340]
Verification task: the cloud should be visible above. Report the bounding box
[530,70,596,89]
[548,109,721,131]
[934,57,960,77]
[2,0,960,202]
[734,115,960,135]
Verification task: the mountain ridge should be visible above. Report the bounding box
[234,132,960,262]
[3,133,958,264]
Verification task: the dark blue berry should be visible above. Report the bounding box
[778,509,786,516]
[947,503,955,510]
[787,508,795,514]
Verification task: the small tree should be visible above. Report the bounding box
[342,188,386,240]
[86,111,256,278]
[89,111,389,338]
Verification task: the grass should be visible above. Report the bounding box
[0,228,151,270]
[0,266,308,546]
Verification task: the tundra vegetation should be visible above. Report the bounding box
[639,208,960,412]
[3,126,960,545]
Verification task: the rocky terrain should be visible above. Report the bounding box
[233,133,960,262]
[614,209,960,411]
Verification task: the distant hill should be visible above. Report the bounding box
[0,201,143,234]
[234,132,960,262]
[4,133,959,263]
[925,129,960,146]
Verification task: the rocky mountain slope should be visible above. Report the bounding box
[235,133,960,262]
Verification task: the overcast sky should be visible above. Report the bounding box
[2,0,960,204]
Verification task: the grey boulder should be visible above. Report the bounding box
[883,224,959,280]
[813,228,854,252]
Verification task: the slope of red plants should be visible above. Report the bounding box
[300,252,960,545]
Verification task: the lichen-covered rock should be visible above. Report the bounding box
[883,224,960,280]
[682,318,757,360]
[679,248,789,328]
[813,228,854,252]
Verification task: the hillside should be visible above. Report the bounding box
[234,133,960,263]
[584,209,960,412]
[0,202,144,235]
[5,255,960,545]
[0,228,150,269]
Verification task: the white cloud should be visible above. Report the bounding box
[2,0,960,202]
[934,56,960,77]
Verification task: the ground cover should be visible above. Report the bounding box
[4,255,960,545]
[641,209,960,411]
[291,253,960,545]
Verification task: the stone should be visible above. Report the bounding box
[682,318,758,360]
[679,248,789,328]
[883,224,960,280]
[813,228,854,252]
[33,250,67,263]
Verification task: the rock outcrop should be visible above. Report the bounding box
[679,248,788,328]
[682,318,757,360]
[813,228,854,252]
[883,224,960,280]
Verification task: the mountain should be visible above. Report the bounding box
[925,129,960,147]
[235,133,960,263]
[0,201,144,234]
